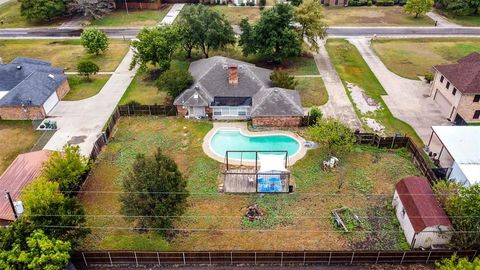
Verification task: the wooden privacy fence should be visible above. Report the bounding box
[71,250,478,268]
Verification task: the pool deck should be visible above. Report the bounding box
[202,122,308,166]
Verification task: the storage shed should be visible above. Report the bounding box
[392,176,452,249]
[0,150,51,226]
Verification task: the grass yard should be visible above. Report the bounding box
[119,73,168,105]
[0,39,130,72]
[90,7,170,27]
[326,39,423,146]
[372,38,480,79]
[210,6,261,25]
[295,77,328,107]
[79,116,417,251]
[64,75,111,101]
[0,121,41,174]
[324,6,434,26]
[434,9,480,26]
[0,1,62,28]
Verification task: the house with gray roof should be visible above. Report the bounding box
[0,57,69,120]
[173,56,304,127]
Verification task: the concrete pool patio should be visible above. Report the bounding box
[202,122,308,166]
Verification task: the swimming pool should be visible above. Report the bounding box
[209,129,301,161]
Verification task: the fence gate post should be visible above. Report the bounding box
[82,252,88,267]
[134,252,138,267]
[426,251,432,264]
[108,252,113,266]
[183,252,186,265]
[400,251,406,264]
[157,252,161,266]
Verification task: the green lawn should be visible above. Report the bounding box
[371,38,480,79]
[79,116,416,251]
[324,6,434,26]
[434,9,480,26]
[0,1,62,28]
[326,39,423,146]
[295,77,328,107]
[210,6,262,25]
[90,7,170,27]
[64,75,111,101]
[0,121,41,174]
[0,39,130,72]
[119,73,168,105]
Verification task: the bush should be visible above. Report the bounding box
[306,118,356,155]
[80,27,109,55]
[307,106,323,126]
[20,0,66,22]
[424,72,434,83]
[77,60,99,80]
[270,69,298,89]
[376,0,395,5]
[156,68,193,98]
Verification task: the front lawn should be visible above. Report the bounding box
[0,39,130,72]
[371,38,480,79]
[119,72,168,105]
[0,1,62,28]
[434,9,480,26]
[90,7,170,27]
[324,6,434,26]
[64,75,111,101]
[295,77,328,107]
[0,121,41,174]
[326,39,423,146]
[79,116,417,251]
[210,6,262,25]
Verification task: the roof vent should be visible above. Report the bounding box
[194,85,200,90]
[193,93,199,99]
[274,89,278,93]
[16,65,22,70]
[48,74,55,79]
[222,64,228,70]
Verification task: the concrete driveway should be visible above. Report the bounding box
[348,38,451,143]
[315,42,362,130]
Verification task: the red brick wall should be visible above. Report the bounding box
[0,106,46,120]
[56,80,71,100]
[252,116,302,127]
[176,105,188,117]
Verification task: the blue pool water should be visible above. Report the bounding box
[210,129,300,160]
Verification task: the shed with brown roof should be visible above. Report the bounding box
[392,176,452,249]
[0,150,51,225]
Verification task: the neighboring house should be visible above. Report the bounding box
[321,0,349,6]
[0,57,69,120]
[430,52,480,125]
[392,176,453,249]
[173,56,304,127]
[231,0,257,5]
[0,150,51,226]
[427,126,480,186]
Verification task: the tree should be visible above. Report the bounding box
[68,0,115,20]
[436,254,480,270]
[270,69,298,89]
[444,184,480,248]
[120,148,188,235]
[80,27,109,55]
[432,179,462,207]
[308,106,323,126]
[20,0,66,22]
[444,0,480,15]
[291,0,303,5]
[404,0,434,17]
[77,60,100,81]
[21,178,89,246]
[42,144,90,193]
[156,68,193,98]
[0,229,71,270]
[130,26,180,72]
[306,118,356,155]
[295,0,328,51]
[176,5,235,58]
[239,4,302,62]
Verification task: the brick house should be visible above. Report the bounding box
[430,52,480,125]
[0,57,69,120]
[173,57,304,127]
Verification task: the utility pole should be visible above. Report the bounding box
[5,191,17,219]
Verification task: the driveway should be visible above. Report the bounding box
[315,42,362,130]
[426,11,460,27]
[348,38,451,144]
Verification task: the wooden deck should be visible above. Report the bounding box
[223,169,257,193]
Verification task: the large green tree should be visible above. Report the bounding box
[120,148,188,235]
[80,27,109,55]
[176,5,235,58]
[156,68,193,98]
[306,118,356,155]
[295,0,328,51]
[42,144,90,193]
[20,0,66,22]
[436,254,480,270]
[130,26,180,72]
[239,3,302,62]
[68,0,115,20]
[21,178,89,246]
[404,0,434,17]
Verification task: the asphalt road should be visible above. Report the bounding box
[2,26,480,39]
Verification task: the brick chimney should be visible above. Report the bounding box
[228,64,238,85]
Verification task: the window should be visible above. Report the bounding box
[452,88,457,96]
[440,76,444,83]
[446,82,450,89]
[238,111,247,116]
[213,109,221,116]
[474,95,480,102]
[474,110,480,119]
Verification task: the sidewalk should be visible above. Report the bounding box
[426,11,460,27]
[159,4,185,25]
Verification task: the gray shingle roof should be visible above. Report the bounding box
[434,52,480,94]
[251,88,304,117]
[0,57,66,106]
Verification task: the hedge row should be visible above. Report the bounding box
[349,0,406,6]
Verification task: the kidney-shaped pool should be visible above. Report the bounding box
[209,129,301,161]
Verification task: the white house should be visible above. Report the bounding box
[392,176,452,249]
[427,126,480,186]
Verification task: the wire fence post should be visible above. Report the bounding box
[183,252,186,265]
[281,252,283,266]
[350,252,355,264]
[209,252,212,266]
[134,252,138,267]
[82,252,88,267]
[303,251,306,266]
[426,251,432,264]
[230,251,233,265]
[108,251,113,266]
[157,252,161,266]
[375,251,380,264]
[149,105,152,116]
[328,252,331,265]
[254,252,257,265]
[400,251,406,264]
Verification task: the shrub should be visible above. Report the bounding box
[156,68,193,98]
[307,106,323,126]
[306,118,356,155]
[270,69,298,89]
[424,72,434,83]
[80,27,109,55]
[20,0,66,22]
[77,60,99,80]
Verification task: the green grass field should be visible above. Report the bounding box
[295,77,328,107]
[64,75,111,101]
[372,38,480,79]
[90,7,170,27]
[210,6,261,25]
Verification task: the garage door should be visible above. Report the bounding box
[433,89,453,118]
[43,92,59,115]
